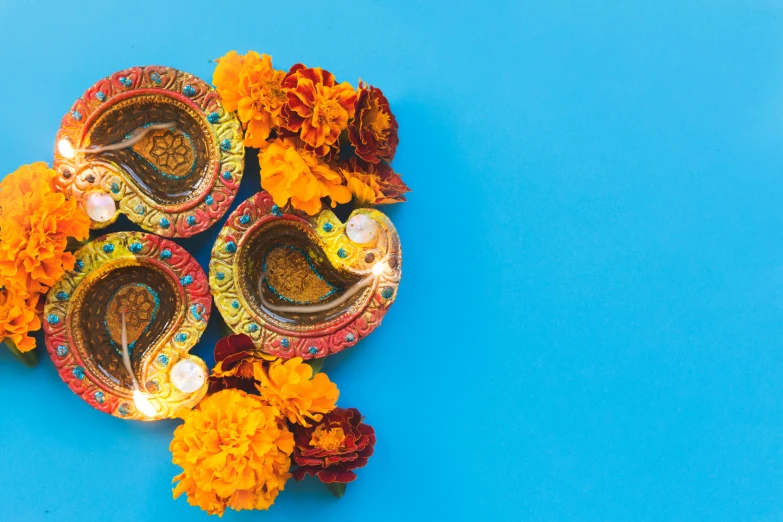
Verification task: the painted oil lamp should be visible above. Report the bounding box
[53,66,244,237]
[43,232,210,420]
[210,192,402,359]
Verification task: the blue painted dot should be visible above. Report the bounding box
[72,110,82,121]
[103,243,114,254]
[110,182,120,194]
[382,287,394,299]
[47,314,60,325]
[232,300,240,309]
[95,391,105,404]
[159,217,170,228]
[190,304,204,321]
[160,249,172,260]
[118,403,130,416]
[225,241,236,253]
[208,112,220,123]
[74,260,84,272]
[216,272,225,280]
[187,215,197,226]
[205,195,213,205]
[72,366,84,380]
[56,345,68,357]
[345,333,355,343]
[180,275,193,286]
[221,139,231,151]
[271,205,282,217]
[157,354,169,366]
[96,91,106,102]
[175,333,187,342]
[183,84,196,96]
[129,242,143,254]
[281,339,290,349]
[322,222,333,232]
[337,248,348,258]
[119,76,132,87]
[135,204,145,215]
[56,291,69,301]
[247,323,259,333]
[150,72,161,84]
[222,171,233,181]
[240,214,250,225]
[308,346,318,355]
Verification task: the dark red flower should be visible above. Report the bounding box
[207,333,261,394]
[348,82,399,164]
[292,408,376,483]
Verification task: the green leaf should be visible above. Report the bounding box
[307,357,325,376]
[4,339,38,368]
[326,481,346,498]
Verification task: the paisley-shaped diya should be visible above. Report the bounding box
[210,192,402,359]
[53,66,244,237]
[43,232,211,420]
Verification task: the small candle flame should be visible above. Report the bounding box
[133,389,157,418]
[57,138,75,159]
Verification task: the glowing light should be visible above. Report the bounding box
[57,138,75,159]
[133,389,157,418]
[372,261,388,276]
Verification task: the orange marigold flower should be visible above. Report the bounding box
[253,356,339,427]
[348,82,399,164]
[171,389,294,516]
[213,51,287,148]
[259,138,352,215]
[0,289,41,353]
[281,64,357,157]
[342,160,410,206]
[0,163,90,296]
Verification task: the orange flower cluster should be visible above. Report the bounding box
[0,163,90,352]
[213,51,410,215]
[171,336,341,515]
[171,389,294,516]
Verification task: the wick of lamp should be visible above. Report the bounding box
[119,308,156,418]
[57,122,176,159]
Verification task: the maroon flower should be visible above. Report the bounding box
[207,333,260,394]
[292,408,376,483]
[348,82,399,164]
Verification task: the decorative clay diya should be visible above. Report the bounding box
[210,192,402,359]
[53,66,244,237]
[43,232,211,420]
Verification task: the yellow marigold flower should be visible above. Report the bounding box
[0,289,41,353]
[213,51,287,148]
[0,163,90,297]
[254,357,339,427]
[171,389,294,517]
[259,138,352,215]
[281,64,357,157]
[343,167,384,206]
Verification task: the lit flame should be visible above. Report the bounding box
[57,138,75,159]
[372,261,388,276]
[133,389,157,418]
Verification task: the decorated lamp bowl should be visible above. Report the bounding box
[53,66,244,237]
[209,192,402,359]
[43,232,211,420]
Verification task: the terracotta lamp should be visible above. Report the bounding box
[53,66,244,237]
[210,192,402,359]
[43,232,210,420]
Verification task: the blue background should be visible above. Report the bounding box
[1,0,782,520]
